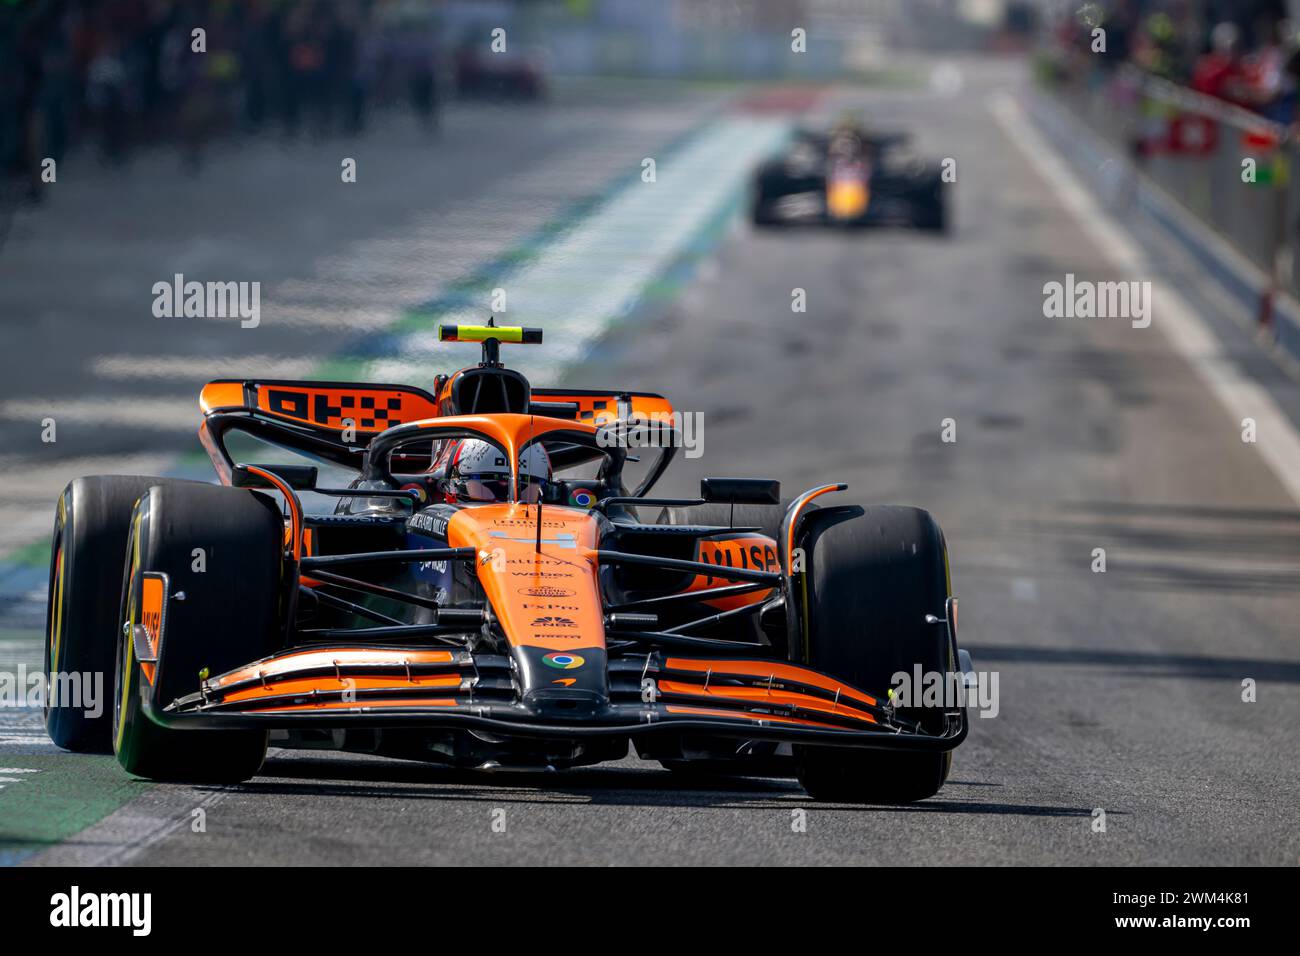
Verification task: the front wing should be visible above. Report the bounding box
[154,644,968,752]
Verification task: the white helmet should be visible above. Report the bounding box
[444,439,551,504]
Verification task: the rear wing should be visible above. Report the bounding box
[201,380,440,433]
[197,379,675,484]
[530,388,673,426]
[198,379,441,480]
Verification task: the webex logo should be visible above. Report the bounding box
[50,886,151,937]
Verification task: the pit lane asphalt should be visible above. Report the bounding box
[12,60,1300,866]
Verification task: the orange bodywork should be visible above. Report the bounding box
[207,648,460,692]
[222,673,462,704]
[446,502,605,651]
[406,413,599,484]
[784,484,842,574]
[664,705,848,731]
[249,697,462,713]
[139,574,164,685]
[663,657,878,710]
[198,381,245,414]
[199,380,440,434]
[245,464,303,560]
[686,535,778,610]
[531,391,673,427]
[658,680,876,725]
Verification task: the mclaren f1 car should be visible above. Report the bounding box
[45,324,972,802]
[751,122,948,231]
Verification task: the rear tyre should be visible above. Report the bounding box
[751,195,779,226]
[912,178,948,232]
[45,476,190,753]
[750,172,787,227]
[113,482,283,783]
[792,505,954,803]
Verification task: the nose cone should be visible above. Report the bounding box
[516,646,609,718]
[827,178,869,220]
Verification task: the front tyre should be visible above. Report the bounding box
[912,176,948,232]
[792,505,954,803]
[114,482,283,783]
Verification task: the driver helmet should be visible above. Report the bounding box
[442,438,551,504]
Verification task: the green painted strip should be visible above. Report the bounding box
[4,539,49,571]
[0,754,147,865]
[0,632,144,867]
[0,629,41,646]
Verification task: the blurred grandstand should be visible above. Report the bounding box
[1038,0,1300,358]
[1041,0,1298,122]
[0,1,1045,198]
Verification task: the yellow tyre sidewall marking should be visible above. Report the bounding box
[114,510,142,754]
[48,496,67,676]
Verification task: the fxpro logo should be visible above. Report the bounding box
[50,886,151,936]
[1042,273,1152,329]
[152,272,260,328]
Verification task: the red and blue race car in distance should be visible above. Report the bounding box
[752,119,949,231]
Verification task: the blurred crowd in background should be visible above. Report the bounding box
[0,0,450,187]
[0,0,1027,197]
[1046,0,1300,124]
[15,0,1295,192]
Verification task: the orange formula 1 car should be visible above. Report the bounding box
[45,325,972,802]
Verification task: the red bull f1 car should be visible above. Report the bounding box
[45,324,971,802]
[752,122,949,231]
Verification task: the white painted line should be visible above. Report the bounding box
[0,452,178,556]
[371,117,790,386]
[26,779,236,867]
[1011,578,1039,603]
[0,397,195,431]
[0,768,41,786]
[1030,96,1300,383]
[92,355,318,381]
[991,93,1300,505]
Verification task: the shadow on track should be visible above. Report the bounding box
[209,755,1093,819]
[966,643,1300,682]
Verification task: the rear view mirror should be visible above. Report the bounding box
[700,477,781,505]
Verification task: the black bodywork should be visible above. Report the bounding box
[751,127,948,230]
